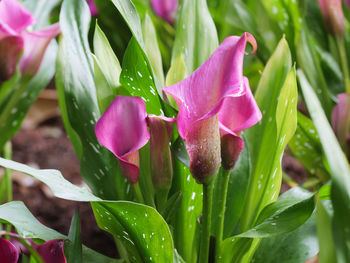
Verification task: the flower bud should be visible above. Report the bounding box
[318,0,345,38]
[220,134,244,171]
[148,116,174,190]
[332,93,350,160]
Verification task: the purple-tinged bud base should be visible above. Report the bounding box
[221,134,244,171]
[148,116,174,190]
[186,115,221,184]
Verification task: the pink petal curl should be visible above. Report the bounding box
[0,238,19,263]
[150,0,178,24]
[95,96,150,184]
[0,0,36,39]
[19,23,60,76]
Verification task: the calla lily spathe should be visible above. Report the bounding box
[163,33,262,181]
[0,0,60,82]
[150,0,178,24]
[0,238,18,263]
[95,96,174,185]
[0,237,66,263]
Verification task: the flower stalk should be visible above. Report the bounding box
[199,180,214,263]
[214,169,231,262]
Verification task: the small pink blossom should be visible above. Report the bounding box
[0,0,60,82]
[150,0,178,24]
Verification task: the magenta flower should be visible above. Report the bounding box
[95,96,174,185]
[150,0,178,24]
[163,33,262,181]
[0,237,66,263]
[0,0,60,82]
[318,0,344,37]
[0,238,18,263]
[332,93,350,160]
[87,0,98,16]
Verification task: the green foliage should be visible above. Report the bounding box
[298,70,350,262]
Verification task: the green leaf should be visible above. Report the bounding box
[92,201,174,263]
[253,189,318,263]
[120,38,163,115]
[237,193,315,238]
[0,158,173,262]
[0,201,65,240]
[171,157,202,262]
[298,70,350,262]
[142,13,164,86]
[172,0,218,73]
[0,41,57,149]
[289,112,330,182]
[109,0,163,95]
[65,210,83,263]
[0,201,119,263]
[0,157,101,201]
[316,199,337,263]
[242,38,297,232]
[297,25,333,118]
[93,23,122,90]
[57,0,128,200]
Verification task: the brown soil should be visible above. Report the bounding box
[11,118,118,259]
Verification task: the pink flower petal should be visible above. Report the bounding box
[95,96,150,184]
[19,23,60,76]
[36,239,67,263]
[163,33,257,140]
[219,77,262,134]
[0,0,36,37]
[87,0,98,16]
[150,0,178,24]
[0,36,24,83]
[0,238,19,263]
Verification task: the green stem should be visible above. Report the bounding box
[3,141,12,237]
[4,141,12,203]
[133,183,144,204]
[215,169,231,263]
[336,37,350,93]
[199,180,214,263]
[0,77,30,129]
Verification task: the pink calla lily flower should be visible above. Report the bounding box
[87,0,98,16]
[0,238,19,263]
[36,239,67,263]
[95,96,175,185]
[150,0,178,24]
[318,0,344,37]
[163,33,262,181]
[332,93,350,160]
[0,0,60,82]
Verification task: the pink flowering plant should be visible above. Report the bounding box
[0,0,349,262]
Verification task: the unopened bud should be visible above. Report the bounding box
[148,116,174,190]
[318,0,344,38]
[220,134,244,171]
